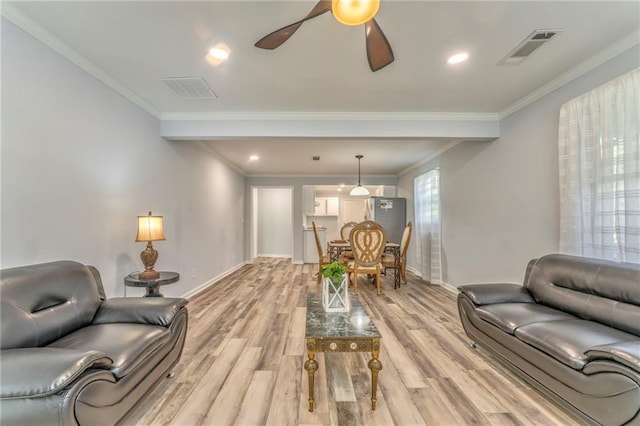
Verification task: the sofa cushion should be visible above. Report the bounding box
[1,261,102,349]
[526,254,640,335]
[475,303,577,334]
[515,319,639,370]
[48,323,170,379]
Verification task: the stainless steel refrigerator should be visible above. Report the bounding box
[368,197,407,244]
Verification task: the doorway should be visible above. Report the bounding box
[251,187,294,260]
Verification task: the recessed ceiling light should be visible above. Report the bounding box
[337,188,342,192]
[209,47,229,60]
[249,155,259,162]
[205,42,231,67]
[447,52,469,65]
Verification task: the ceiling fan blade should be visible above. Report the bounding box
[364,18,394,72]
[255,0,332,50]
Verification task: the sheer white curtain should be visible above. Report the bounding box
[414,168,442,283]
[559,68,640,263]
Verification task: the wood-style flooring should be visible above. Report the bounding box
[121,257,581,426]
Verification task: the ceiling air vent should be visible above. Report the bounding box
[159,77,217,99]
[498,29,563,65]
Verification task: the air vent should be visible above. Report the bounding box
[498,29,563,65]
[312,156,320,161]
[159,77,217,99]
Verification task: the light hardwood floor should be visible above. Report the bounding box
[122,257,581,426]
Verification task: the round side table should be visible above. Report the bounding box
[124,271,179,297]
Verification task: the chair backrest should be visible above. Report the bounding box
[400,221,413,257]
[340,222,358,240]
[349,221,387,267]
[312,221,324,259]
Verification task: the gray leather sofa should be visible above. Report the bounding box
[457,254,640,425]
[0,260,189,425]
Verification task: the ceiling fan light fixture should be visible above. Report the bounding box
[350,154,370,196]
[332,0,380,26]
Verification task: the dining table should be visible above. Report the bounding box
[327,240,402,289]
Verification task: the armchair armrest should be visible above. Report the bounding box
[585,341,640,373]
[458,283,535,306]
[1,348,112,398]
[92,297,188,327]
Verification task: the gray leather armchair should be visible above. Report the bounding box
[0,260,189,425]
[457,254,640,425]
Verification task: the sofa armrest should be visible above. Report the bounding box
[92,297,188,327]
[0,348,112,398]
[458,283,535,306]
[585,341,640,373]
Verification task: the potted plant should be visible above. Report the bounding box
[319,261,349,312]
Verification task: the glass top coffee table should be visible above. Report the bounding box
[304,293,382,412]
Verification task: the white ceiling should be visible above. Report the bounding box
[4,1,639,175]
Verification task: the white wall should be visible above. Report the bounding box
[1,18,246,298]
[256,187,293,257]
[399,45,640,287]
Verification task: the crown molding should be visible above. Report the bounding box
[499,31,640,120]
[246,174,398,179]
[398,140,463,176]
[1,3,162,119]
[161,111,500,122]
[197,142,247,176]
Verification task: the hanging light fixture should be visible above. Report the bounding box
[332,0,380,26]
[350,155,370,196]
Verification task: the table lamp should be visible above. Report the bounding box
[135,211,166,280]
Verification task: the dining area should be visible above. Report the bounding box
[312,220,412,296]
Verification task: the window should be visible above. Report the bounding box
[414,168,442,283]
[559,68,640,263]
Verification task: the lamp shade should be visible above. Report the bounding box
[135,212,166,242]
[332,0,380,26]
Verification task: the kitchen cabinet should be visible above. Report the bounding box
[314,197,339,216]
[326,197,339,215]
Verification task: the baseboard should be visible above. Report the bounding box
[256,254,293,259]
[439,281,459,294]
[181,261,249,300]
[406,266,459,294]
[292,260,304,265]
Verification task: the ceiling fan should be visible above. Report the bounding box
[255,0,394,72]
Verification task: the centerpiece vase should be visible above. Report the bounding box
[322,274,349,312]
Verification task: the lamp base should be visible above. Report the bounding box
[140,242,160,280]
[139,269,160,280]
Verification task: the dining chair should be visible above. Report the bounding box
[348,220,387,295]
[340,222,358,240]
[383,221,412,283]
[339,222,358,260]
[312,221,331,283]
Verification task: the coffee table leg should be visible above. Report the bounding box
[368,338,382,410]
[304,338,318,412]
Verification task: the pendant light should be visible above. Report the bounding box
[350,155,370,196]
